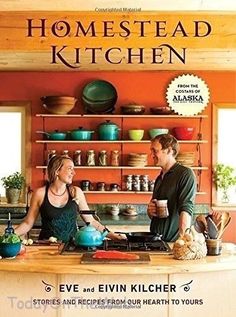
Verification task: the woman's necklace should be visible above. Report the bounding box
[49,186,67,197]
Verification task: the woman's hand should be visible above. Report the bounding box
[107,232,127,240]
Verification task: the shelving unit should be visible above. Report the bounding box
[35,113,209,202]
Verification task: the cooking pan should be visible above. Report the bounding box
[70,127,94,140]
[116,231,162,242]
[36,130,67,140]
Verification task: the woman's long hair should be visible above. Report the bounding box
[47,155,73,184]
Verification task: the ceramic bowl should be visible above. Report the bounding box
[173,127,194,140]
[0,242,21,258]
[121,105,145,115]
[148,128,169,139]
[41,96,77,115]
[128,129,144,141]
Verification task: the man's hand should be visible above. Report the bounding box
[147,200,157,219]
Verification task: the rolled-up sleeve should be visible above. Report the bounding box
[177,169,196,216]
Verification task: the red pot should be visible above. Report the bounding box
[173,127,194,140]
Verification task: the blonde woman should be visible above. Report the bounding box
[15,155,121,242]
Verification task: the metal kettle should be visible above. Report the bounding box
[74,222,108,247]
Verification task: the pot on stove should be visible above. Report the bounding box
[74,222,109,247]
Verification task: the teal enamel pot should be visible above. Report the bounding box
[97,120,120,140]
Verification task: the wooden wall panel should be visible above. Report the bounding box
[0,12,236,70]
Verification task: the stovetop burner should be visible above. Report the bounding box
[59,237,171,254]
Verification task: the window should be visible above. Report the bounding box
[0,101,31,203]
[213,104,236,205]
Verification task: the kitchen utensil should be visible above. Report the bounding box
[70,127,94,140]
[128,129,144,141]
[120,104,145,115]
[97,120,120,140]
[74,222,108,247]
[116,232,162,243]
[194,215,208,238]
[172,127,194,140]
[206,216,219,239]
[217,216,232,239]
[41,96,77,114]
[36,130,67,140]
[148,128,169,139]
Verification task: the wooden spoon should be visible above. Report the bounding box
[218,216,232,239]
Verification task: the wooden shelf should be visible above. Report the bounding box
[82,191,206,195]
[36,165,208,170]
[36,114,208,119]
[36,140,208,144]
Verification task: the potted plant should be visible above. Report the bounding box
[213,163,236,203]
[1,172,25,204]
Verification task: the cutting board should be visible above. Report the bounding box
[80,252,150,264]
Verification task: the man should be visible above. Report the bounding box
[147,134,196,241]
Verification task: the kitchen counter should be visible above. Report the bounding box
[0,244,236,274]
[0,244,236,317]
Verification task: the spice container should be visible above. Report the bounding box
[140,175,149,191]
[47,149,57,163]
[98,150,108,166]
[73,150,82,166]
[110,150,120,166]
[86,150,96,166]
[125,175,133,191]
[62,150,69,157]
[132,175,141,191]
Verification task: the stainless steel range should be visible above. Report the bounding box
[59,237,171,255]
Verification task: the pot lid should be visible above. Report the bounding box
[99,120,118,127]
[80,222,96,232]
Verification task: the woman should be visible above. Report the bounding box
[15,155,121,242]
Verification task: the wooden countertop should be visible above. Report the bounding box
[1,243,236,275]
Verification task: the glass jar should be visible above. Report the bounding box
[47,150,57,163]
[110,150,120,166]
[98,150,108,166]
[73,150,81,166]
[62,150,69,157]
[149,180,155,192]
[86,150,95,166]
[140,175,149,192]
[125,175,133,191]
[132,175,141,191]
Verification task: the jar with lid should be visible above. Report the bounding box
[73,150,82,166]
[86,150,96,166]
[125,175,133,191]
[110,150,120,166]
[149,180,155,192]
[132,175,141,192]
[62,150,69,157]
[47,149,57,164]
[140,175,149,192]
[98,150,108,166]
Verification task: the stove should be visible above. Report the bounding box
[59,237,171,255]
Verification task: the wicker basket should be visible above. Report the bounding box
[173,227,207,260]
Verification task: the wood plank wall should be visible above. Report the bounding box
[0,12,236,70]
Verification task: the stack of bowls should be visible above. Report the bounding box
[127,153,148,167]
[41,96,77,114]
[82,80,117,114]
[128,129,144,141]
[148,128,169,139]
[121,104,145,115]
[176,152,195,166]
